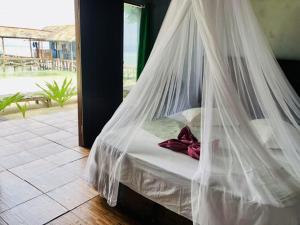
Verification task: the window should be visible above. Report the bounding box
[123,3,142,96]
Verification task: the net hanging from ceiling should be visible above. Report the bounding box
[86,0,300,224]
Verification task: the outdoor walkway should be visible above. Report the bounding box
[0,106,139,225]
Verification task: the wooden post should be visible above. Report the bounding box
[41,41,44,70]
[41,41,43,59]
[70,42,74,60]
[29,39,33,58]
[74,0,83,146]
[1,37,6,72]
[70,42,74,71]
[37,41,40,58]
[61,43,63,71]
[29,39,33,71]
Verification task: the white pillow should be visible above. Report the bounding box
[250,119,300,149]
[175,108,239,127]
[250,119,278,149]
[168,108,201,126]
[181,108,201,127]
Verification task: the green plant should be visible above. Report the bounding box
[16,102,29,118]
[36,78,77,107]
[0,93,24,112]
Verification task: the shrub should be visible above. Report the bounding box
[0,93,24,112]
[36,78,77,107]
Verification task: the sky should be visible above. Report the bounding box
[0,0,75,29]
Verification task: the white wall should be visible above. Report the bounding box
[252,0,300,60]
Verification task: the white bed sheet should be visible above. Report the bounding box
[96,125,300,223]
[119,128,196,219]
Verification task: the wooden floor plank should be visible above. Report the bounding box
[47,212,87,225]
[73,146,90,155]
[72,197,141,225]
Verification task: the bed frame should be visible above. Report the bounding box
[117,183,192,225]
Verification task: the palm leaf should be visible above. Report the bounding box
[36,78,77,107]
[0,93,24,111]
[16,102,29,118]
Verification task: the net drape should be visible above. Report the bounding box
[86,0,300,224]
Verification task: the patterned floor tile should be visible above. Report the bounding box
[44,150,85,166]
[4,132,38,143]
[27,167,78,192]
[55,135,79,148]
[27,142,69,158]
[43,130,73,142]
[60,157,88,178]
[0,171,41,213]
[9,159,57,180]
[0,151,39,169]
[1,195,67,225]
[47,179,98,210]
[30,126,61,136]
[0,143,26,158]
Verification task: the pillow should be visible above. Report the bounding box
[172,108,239,127]
[250,119,277,149]
[143,117,185,140]
[168,108,201,126]
[181,108,201,127]
[250,119,300,149]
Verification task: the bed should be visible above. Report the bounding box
[89,116,300,223]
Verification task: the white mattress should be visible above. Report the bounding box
[97,121,300,223]
[118,128,196,220]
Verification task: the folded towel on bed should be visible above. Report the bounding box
[159,126,201,160]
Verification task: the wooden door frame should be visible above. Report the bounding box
[75,0,145,148]
[74,0,84,146]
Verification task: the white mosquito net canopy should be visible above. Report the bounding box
[86,0,300,224]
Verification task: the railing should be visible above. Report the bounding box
[0,57,137,80]
[0,56,77,72]
[123,64,137,80]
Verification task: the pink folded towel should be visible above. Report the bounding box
[159,126,201,160]
[159,126,219,160]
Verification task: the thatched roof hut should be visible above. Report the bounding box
[0,25,75,42]
[43,25,75,42]
[0,26,51,40]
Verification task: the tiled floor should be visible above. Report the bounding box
[0,107,139,225]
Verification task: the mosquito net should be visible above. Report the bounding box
[86,0,300,224]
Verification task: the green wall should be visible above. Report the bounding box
[252,0,300,60]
